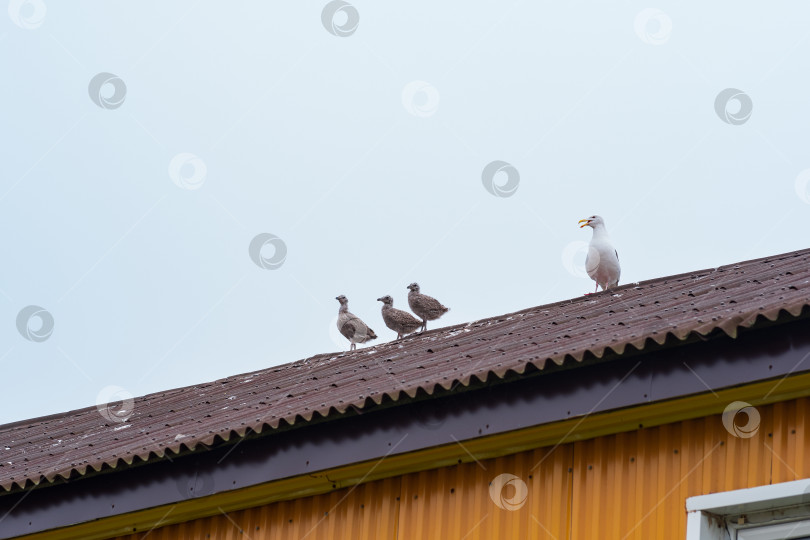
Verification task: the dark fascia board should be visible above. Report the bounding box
[1,316,810,538]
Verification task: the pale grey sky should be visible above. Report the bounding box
[2,1,809,425]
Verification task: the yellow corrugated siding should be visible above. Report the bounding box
[396,446,572,539]
[104,397,810,540]
[113,477,402,540]
[569,403,808,540]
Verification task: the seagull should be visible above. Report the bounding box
[578,215,621,293]
[377,295,422,339]
[335,295,377,351]
[406,283,449,331]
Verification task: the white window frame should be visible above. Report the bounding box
[686,479,810,540]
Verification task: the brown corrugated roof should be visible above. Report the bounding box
[2,248,810,493]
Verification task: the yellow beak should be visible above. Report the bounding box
[578,219,590,229]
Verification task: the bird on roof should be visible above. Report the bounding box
[578,215,621,293]
[335,295,377,351]
[407,283,449,332]
[377,295,423,339]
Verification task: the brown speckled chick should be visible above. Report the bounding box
[335,295,377,351]
[377,295,422,339]
[406,283,449,332]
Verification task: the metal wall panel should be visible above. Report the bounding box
[395,446,573,540]
[569,399,808,540]
[111,477,402,540]
[105,397,810,540]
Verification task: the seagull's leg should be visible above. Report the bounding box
[350,343,356,351]
[594,283,598,294]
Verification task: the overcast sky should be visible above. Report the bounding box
[2,2,809,425]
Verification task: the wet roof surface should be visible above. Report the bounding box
[2,248,809,492]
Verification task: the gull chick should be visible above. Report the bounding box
[377,295,422,339]
[406,283,449,331]
[578,215,621,293]
[335,295,377,351]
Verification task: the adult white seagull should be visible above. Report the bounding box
[578,215,621,293]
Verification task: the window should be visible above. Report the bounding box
[686,479,810,540]
[736,521,810,540]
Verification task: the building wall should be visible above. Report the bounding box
[109,397,810,540]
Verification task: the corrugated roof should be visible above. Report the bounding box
[2,248,810,493]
